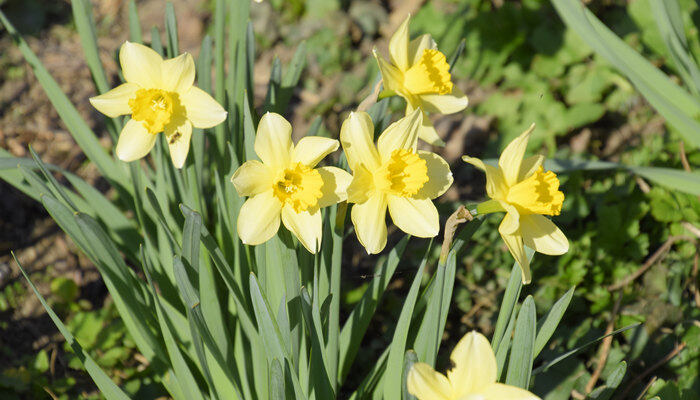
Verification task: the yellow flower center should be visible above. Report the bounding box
[376,149,428,197]
[272,163,324,212]
[129,88,185,134]
[506,167,564,216]
[402,49,453,95]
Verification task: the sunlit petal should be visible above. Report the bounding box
[408,34,437,66]
[119,41,163,88]
[447,331,497,396]
[498,204,520,235]
[420,86,469,114]
[462,156,508,200]
[417,113,445,146]
[518,155,545,181]
[389,15,410,71]
[255,112,294,170]
[377,108,422,161]
[237,190,282,246]
[89,83,139,118]
[281,205,322,254]
[520,214,569,255]
[407,363,452,400]
[499,124,535,187]
[231,160,274,197]
[166,120,193,169]
[346,164,375,204]
[481,383,541,400]
[181,86,227,129]
[292,137,339,168]
[374,52,405,95]
[351,193,388,254]
[387,196,439,238]
[317,166,353,207]
[500,232,531,284]
[340,111,380,171]
[115,119,157,162]
[161,52,195,93]
[415,151,453,199]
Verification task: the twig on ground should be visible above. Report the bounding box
[570,390,585,400]
[634,376,657,400]
[681,221,700,239]
[357,79,382,112]
[619,342,686,399]
[584,291,623,394]
[634,176,651,194]
[679,141,691,173]
[607,236,692,291]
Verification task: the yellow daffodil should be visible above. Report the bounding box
[89,41,227,168]
[231,112,352,253]
[408,331,541,400]
[374,15,468,146]
[340,109,453,254]
[462,124,569,284]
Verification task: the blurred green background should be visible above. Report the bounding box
[0,0,699,399]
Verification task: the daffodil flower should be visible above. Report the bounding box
[408,331,541,400]
[89,41,227,168]
[231,112,352,253]
[463,124,569,284]
[340,109,453,254]
[374,15,469,146]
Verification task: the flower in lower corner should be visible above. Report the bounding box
[340,109,453,254]
[462,124,569,284]
[231,112,352,253]
[408,331,541,400]
[89,41,227,168]
[373,15,468,146]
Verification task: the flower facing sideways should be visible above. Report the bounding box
[408,331,541,400]
[374,15,469,146]
[463,124,569,284]
[90,41,227,168]
[231,112,352,253]
[340,109,453,254]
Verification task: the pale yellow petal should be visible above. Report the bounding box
[520,214,569,256]
[480,383,541,400]
[499,124,535,187]
[500,232,531,284]
[415,151,453,199]
[119,41,163,88]
[420,86,469,114]
[351,193,388,254]
[389,15,410,71]
[237,190,282,246]
[255,112,293,170]
[374,52,405,95]
[519,155,544,181]
[292,137,339,168]
[462,156,508,200]
[340,111,380,171]
[377,108,422,161]
[231,160,274,197]
[417,112,445,147]
[346,164,375,204]
[447,331,497,396]
[281,205,322,254]
[115,119,157,162]
[387,196,439,238]
[89,83,139,118]
[161,52,195,93]
[408,34,437,66]
[166,120,193,169]
[498,205,521,235]
[181,86,227,129]
[317,166,353,208]
[407,363,452,400]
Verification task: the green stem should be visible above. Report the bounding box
[476,199,506,215]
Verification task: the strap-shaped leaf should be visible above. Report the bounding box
[505,295,536,389]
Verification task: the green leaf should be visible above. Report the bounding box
[534,286,575,357]
[13,254,131,400]
[164,2,179,58]
[492,262,524,354]
[505,295,536,389]
[402,350,418,400]
[127,0,142,43]
[270,359,284,400]
[300,288,334,398]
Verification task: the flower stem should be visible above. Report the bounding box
[476,199,505,215]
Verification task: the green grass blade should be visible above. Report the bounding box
[127,0,143,42]
[448,38,466,72]
[243,93,257,162]
[270,359,285,400]
[505,295,536,389]
[263,56,281,113]
[249,273,290,363]
[300,288,334,398]
[534,286,575,358]
[402,350,418,400]
[151,26,164,56]
[70,0,111,94]
[164,2,179,58]
[495,304,518,379]
[588,361,627,400]
[492,262,524,354]
[338,235,409,384]
[13,253,131,400]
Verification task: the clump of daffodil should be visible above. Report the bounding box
[89,41,227,168]
[463,124,568,284]
[408,331,541,400]
[340,109,453,254]
[373,15,468,146]
[231,112,352,253]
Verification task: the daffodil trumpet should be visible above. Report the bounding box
[407,331,541,400]
[340,109,453,254]
[374,15,469,146]
[90,41,227,168]
[231,112,352,254]
[462,124,569,284]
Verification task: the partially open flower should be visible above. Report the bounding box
[89,41,227,168]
